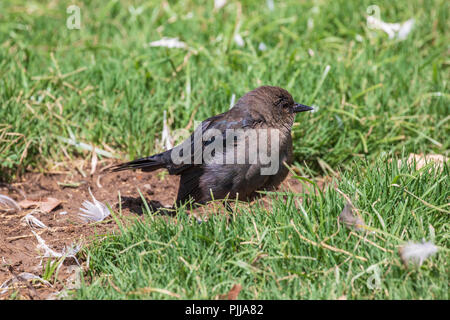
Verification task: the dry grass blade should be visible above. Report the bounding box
[161,110,173,150]
[290,220,367,261]
[391,184,450,214]
[90,147,98,176]
[57,136,116,158]
[130,287,181,298]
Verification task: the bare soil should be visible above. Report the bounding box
[0,160,310,300]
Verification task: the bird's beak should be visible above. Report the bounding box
[293,103,314,113]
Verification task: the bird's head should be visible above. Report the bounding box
[238,86,313,128]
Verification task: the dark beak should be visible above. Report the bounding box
[293,103,314,113]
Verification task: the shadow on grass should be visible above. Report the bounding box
[118,196,176,216]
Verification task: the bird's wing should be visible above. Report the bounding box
[167,109,264,175]
[175,166,205,205]
[111,108,264,175]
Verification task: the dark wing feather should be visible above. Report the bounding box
[167,109,262,174]
[111,107,264,181]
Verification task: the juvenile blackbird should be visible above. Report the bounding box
[112,86,313,207]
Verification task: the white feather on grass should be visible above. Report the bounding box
[234,34,244,47]
[258,42,267,51]
[147,37,187,49]
[128,5,144,18]
[32,231,64,259]
[32,231,81,265]
[399,240,438,267]
[367,16,415,40]
[214,0,227,10]
[23,211,47,229]
[397,19,415,40]
[0,272,51,295]
[57,129,116,158]
[0,194,20,211]
[62,243,82,261]
[78,188,110,222]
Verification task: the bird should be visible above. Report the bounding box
[111,86,313,208]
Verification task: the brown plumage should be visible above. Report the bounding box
[112,86,313,207]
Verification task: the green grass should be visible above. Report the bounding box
[1,0,449,299]
[0,0,448,178]
[76,158,449,299]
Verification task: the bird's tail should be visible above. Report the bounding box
[111,152,168,173]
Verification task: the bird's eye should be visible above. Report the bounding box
[276,97,290,108]
[276,97,289,108]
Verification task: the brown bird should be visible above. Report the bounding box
[112,86,313,208]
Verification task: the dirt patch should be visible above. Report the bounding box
[0,160,312,300]
[0,160,180,299]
